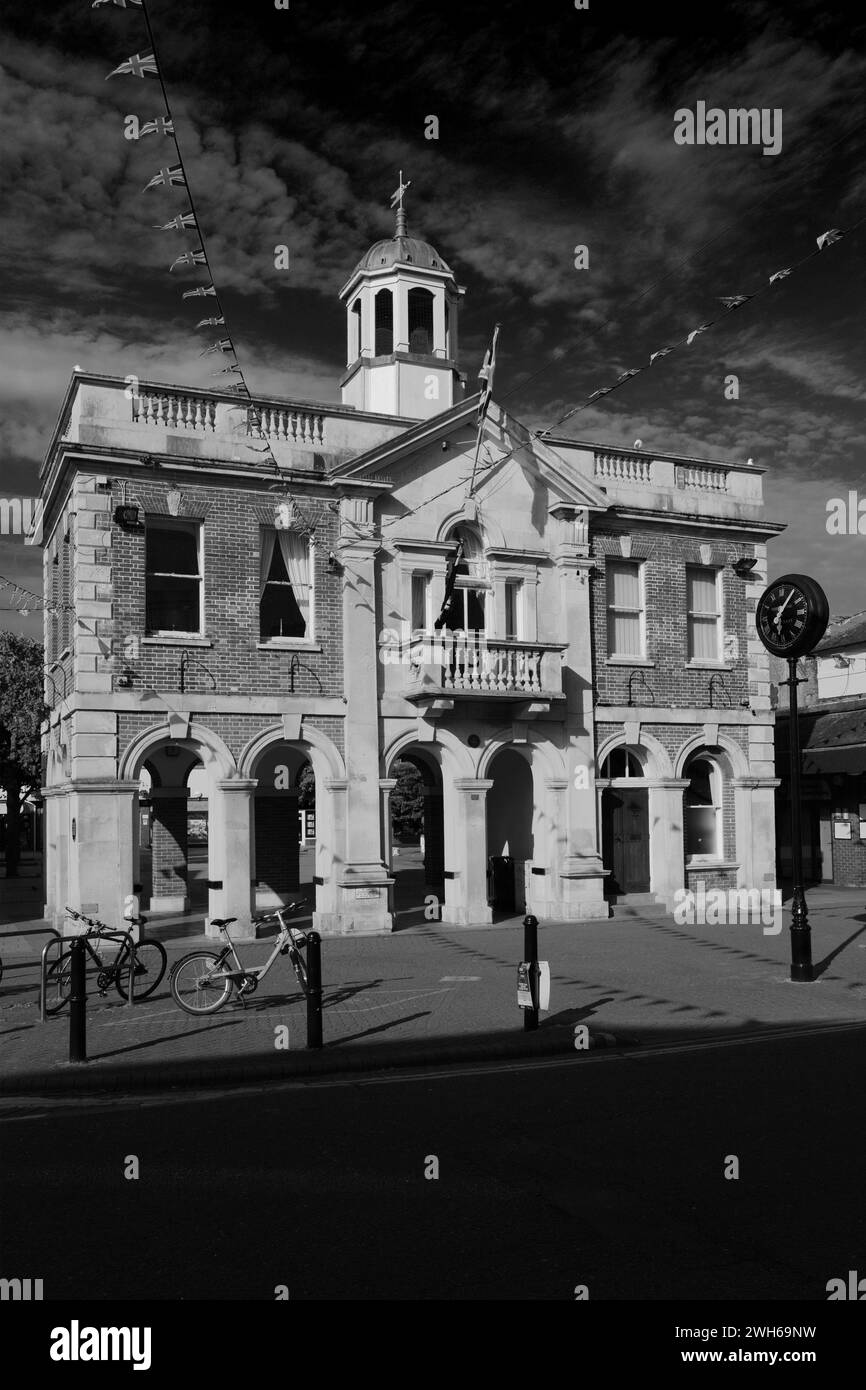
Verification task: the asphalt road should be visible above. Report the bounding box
[1,1025,863,1301]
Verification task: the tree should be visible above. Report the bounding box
[391,760,425,843]
[0,634,46,877]
[297,762,315,809]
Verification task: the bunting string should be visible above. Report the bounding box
[98,0,322,537]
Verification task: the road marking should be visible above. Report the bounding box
[439,975,481,982]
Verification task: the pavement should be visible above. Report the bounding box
[2,873,865,1096]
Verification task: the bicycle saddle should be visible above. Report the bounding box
[209,917,237,929]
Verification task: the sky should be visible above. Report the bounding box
[1,0,865,641]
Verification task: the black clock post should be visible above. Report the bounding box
[754,573,830,983]
[783,656,812,981]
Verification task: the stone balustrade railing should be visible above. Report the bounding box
[408,634,563,696]
[253,407,325,444]
[595,452,653,483]
[132,392,216,431]
[676,463,729,492]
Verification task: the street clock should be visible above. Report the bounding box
[755,573,829,658]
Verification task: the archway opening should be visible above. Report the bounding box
[389,752,444,930]
[252,742,316,918]
[138,747,207,918]
[486,748,534,918]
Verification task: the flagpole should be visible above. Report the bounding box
[467,323,500,499]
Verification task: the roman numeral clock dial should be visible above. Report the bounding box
[755,573,829,658]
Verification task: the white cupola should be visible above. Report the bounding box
[339,179,464,419]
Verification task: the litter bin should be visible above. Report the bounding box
[488,855,516,912]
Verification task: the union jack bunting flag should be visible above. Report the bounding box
[139,118,174,138]
[93,1,143,8]
[106,52,157,80]
[143,165,186,192]
[182,285,217,299]
[195,317,225,328]
[199,338,235,357]
[169,250,207,272]
[816,228,843,251]
[153,212,197,233]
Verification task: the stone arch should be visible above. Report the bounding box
[119,720,237,782]
[436,507,507,552]
[674,732,749,780]
[383,726,475,781]
[238,722,346,783]
[477,729,566,782]
[595,729,673,779]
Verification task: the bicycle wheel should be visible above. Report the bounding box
[115,940,168,1002]
[44,949,73,1015]
[170,952,233,1015]
[290,949,308,997]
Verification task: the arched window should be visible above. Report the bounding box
[684,754,723,858]
[374,289,393,356]
[600,748,643,779]
[408,287,434,355]
[438,525,489,632]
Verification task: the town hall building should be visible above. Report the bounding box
[38,202,784,937]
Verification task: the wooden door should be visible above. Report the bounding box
[602,788,650,894]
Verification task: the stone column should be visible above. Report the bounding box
[336,512,393,933]
[65,780,137,928]
[41,787,64,924]
[647,779,690,910]
[433,290,446,358]
[207,779,256,940]
[734,776,781,893]
[313,777,347,934]
[394,281,409,353]
[441,779,493,926]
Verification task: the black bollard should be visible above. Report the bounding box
[69,937,87,1063]
[523,914,539,1032]
[306,931,323,1050]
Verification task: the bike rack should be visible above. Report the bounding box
[40,926,136,1023]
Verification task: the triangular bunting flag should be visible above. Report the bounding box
[686,324,710,345]
[769,268,792,284]
[649,347,674,365]
[717,295,750,310]
[143,165,186,192]
[816,228,843,251]
[169,249,207,272]
[106,52,157,80]
[139,117,174,138]
[153,212,197,232]
[615,369,640,384]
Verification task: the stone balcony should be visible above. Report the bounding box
[397,632,566,710]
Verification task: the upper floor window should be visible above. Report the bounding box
[686,566,722,661]
[606,559,644,658]
[505,580,523,640]
[411,573,431,632]
[146,518,202,635]
[260,528,311,641]
[600,748,643,779]
[437,526,489,632]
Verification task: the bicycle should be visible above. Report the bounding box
[169,900,310,1016]
[43,908,168,1015]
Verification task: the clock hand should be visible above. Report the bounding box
[775,590,795,622]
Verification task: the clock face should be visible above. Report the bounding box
[755,573,829,657]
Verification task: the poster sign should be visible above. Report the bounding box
[517,962,533,1009]
[833,820,852,840]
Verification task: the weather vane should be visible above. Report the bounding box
[390,171,411,234]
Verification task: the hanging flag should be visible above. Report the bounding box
[153,212,197,232]
[169,249,207,272]
[717,295,750,310]
[586,386,613,404]
[476,323,501,424]
[615,369,640,384]
[210,365,241,375]
[199,338,234,357]
[769,267,792,284]
[182,285,217,299]
[226,384,250,395]
[649,347,674,365]
[143,165,186,191]
[195,316,225,328]
[106,52,157,80]
[816,228,843,251]
[93,1,143,7]
[139,117,174,138]
[433,539,465,630]
[686,324,710,345]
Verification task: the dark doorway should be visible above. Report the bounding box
[602,787,650,894]
[390,753,444,929]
